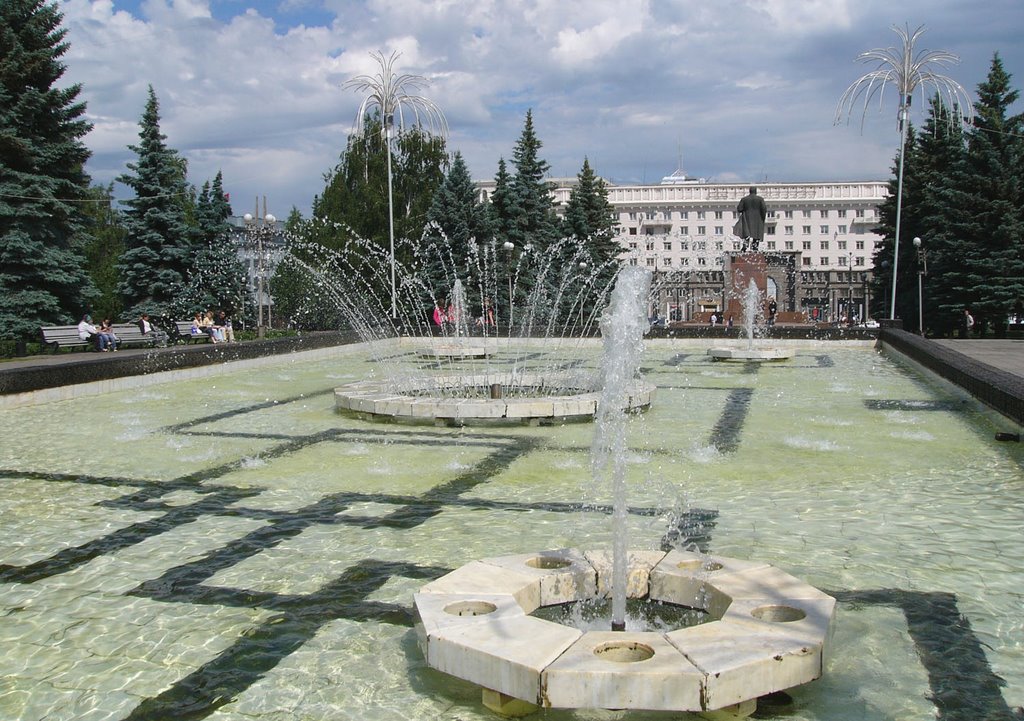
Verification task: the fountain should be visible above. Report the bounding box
[708,278,794,362]
[278,227,655,424]
[413,267,834,717]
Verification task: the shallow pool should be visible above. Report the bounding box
[0,342,1021,720]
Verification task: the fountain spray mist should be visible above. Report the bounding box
[591,265,652,631]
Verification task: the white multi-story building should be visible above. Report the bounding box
[480,173,888,323]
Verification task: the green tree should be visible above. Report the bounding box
[0,0,97,340]
[421,151,492,292]
[116,85,193,318]
[312,113,447,265]
[178,171,247,316]
[506,110,559,252]
[489,157,514,241]
[80,183,126,322]
[947,54,1024,337]
[912,97,967,335]
[562,157,620,270]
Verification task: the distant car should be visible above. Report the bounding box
[858,320,880,329]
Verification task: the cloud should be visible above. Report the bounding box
[53,0,1023,216]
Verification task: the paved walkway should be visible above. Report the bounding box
[931,339,1024,378]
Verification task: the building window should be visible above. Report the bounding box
[681,211,689,219]
[629,227,637,235]
[820,257,829,266]
[785,241,794,250]
[784,226,794,235]
[838,256,848,266]
[646,211,656,220]
[646,257,655,266]
[680,226,689,235]
[694,241,706,251]
[663,210,672,220]
[802,257,811,266]
[697,257,707,266]
[837,240,847,250]
[820,225,829,234]
[663,257,672,266]
[732,241,741,251]
[855,209,865,217]
[784,210,793,219]
[803,210,812,218]
[855,256,865,266]
[698,226,706,235]
[714,210,723,220]
[663,242,672,251]
[802,241,812,250]
[628,212,637,220]
[646,242,655,250]
[766,226,775,235]
[855,240,864,250]
[645,227,655,235]
[838,209,847,218]
[697,211,706,220]
[714,241,723,250]
[820,241,830,250]
[629,258,637,265]
[628,242,637,250]
[680,241,689,250]
[681,257,690,266]
[767,241,776,250]
[714,226,723,235]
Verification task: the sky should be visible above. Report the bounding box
[57,0,1024,218]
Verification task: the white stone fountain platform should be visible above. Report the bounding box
[708,347,795,362]
[414,548,834,716]
[417,343,490,359]
[335,373,655,424]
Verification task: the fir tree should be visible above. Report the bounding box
[0,0,97,339]
[949,54,1024,336]
[116,86,193,318]
[507,110,559,251]
[421,152,491,289]
[181,172,246,315]
[488,157,514,241]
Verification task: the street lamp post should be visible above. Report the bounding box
[243,212,276,338]
[503,241,515,330]
[913,236,927,335]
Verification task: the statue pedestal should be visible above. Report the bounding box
[724,253,768,323]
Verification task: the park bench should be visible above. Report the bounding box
[174,320,211,344]
[40,323,161,353]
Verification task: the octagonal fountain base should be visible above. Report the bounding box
[335,374,655,425]
[414,548,834,716]
[708,347,795,362]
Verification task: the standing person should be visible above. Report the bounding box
[138,314,169,347]
[962,309,975,338]
[709,313,718,327]
[736,186,768,252]
[77,314,111,351]
[767,299,778,327]
[432,299,446,331]
[726,315,734,329]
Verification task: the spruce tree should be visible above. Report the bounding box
[949,54,1024,336]
[422,152,491,287]
[116,85,193,318]
[507,110,559,251]
[489,157,514,241]
[181,172,246,315]
[0,0,97,340]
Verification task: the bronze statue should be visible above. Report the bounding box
[736,186,767,251]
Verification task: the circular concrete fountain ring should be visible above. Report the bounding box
[708,347,795,362]
[335,373,655,424]
[413,548,835,714]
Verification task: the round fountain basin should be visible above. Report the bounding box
[413,548,835,713]
[708,347,795,362]
[417,343,490,360]
[335,373,655,425]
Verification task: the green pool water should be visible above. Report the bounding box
[0,341,1021,720]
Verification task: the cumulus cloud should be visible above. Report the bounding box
[53,0,1023,215]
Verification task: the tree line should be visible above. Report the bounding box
[872,53,1024,337]
[1,1,619,343]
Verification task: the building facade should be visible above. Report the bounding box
[480,175,887,324]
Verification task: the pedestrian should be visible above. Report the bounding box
[961,309,974,338]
